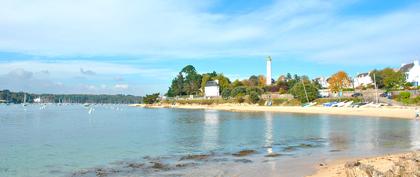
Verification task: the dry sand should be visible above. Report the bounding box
[130,104,418,119]
[308,151,420,177]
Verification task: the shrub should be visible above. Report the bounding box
[398,91,411,104]
[231,86,247,97]
[249,91,260,104]
[272,98,288,106]
[246,87,264,95]
[289,82,319,103]
[221,89,231,100]
[235,95,245,103]
[143,93,160,104]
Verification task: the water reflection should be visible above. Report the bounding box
[202,110,220,150]
[410,120,420,150]
[264,112,273,154]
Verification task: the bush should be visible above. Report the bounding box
[249,91,260,104]
[271,98,289,106]
[235,95,245,103]
[398,92,411,104]
[289,82,319,103]
[221,89,231,100]
[231,86,247,97]
[246,87,264,95]
[143,93,160,104]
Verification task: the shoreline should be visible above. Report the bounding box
[308,151,420,177]
[130,104,417,119]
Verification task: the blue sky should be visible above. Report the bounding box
[0,0,419,95]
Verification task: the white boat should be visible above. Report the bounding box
[22,93,28,107]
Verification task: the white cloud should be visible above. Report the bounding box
[0,60,174,79]
[0,60,174,95]
[114,84,129,89]
[1,0,418,65]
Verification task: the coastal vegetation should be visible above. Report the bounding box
[143,93,160,104]
[0,90,142,104]
[156,64,420,106]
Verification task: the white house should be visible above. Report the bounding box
[314,77,329,89]
[34,97,42,103]
[204,80,220,97]
[353,72,373,88]
[400,60,420,86]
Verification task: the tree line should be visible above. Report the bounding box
[163,65,321,103]
[0,90,142,104]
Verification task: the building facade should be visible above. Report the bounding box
[204,80,220,97]
[401,60,420,86]
[353,72,373,88]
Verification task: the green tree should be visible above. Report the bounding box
[221,89,231,99]
[249,91,260,104]
[200,74,212,94]
[231,86,247,97]
[143,93,160,104]
[248,75,259,87]
[289,82,319,103]
[382,68,405,90]
[213,74,231,92]
[231,80,243,88]
[181,65,202,95]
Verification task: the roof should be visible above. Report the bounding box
[400,63,414,73]
[357,72,369,77]
[205,80,219,87]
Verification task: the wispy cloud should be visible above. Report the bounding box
[0,0,418,64]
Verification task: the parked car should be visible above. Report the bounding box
[351,93,363,97]
[379,92,388,97]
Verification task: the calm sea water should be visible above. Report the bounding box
[0,104,419,177]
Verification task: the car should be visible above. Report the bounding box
[351,93,363,97]
[379,92,388,97]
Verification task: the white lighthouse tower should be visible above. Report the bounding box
[266,56,272,85]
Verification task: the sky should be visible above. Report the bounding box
[0,0,420,95]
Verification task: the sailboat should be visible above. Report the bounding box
[22,93,28,107]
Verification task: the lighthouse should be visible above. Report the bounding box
[266,56,272,86]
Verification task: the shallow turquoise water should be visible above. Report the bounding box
[0,104,419,177]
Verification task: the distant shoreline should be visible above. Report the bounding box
[129,104,417,119]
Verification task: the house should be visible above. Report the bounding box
[34,97,42,103]
[353,72,373,88]
[400,60,420,86]
[204,80,220,97]
[313,77,329,89]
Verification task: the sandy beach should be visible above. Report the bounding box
[130,104,418,119]
[308,151,420,177]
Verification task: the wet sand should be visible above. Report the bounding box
[131,104,417,119]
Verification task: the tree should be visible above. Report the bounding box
[382,68,405,90]
[213,74,231,92]
[248,75,259,87]
[200,74,212,94]
[289,82,319,103]
[221,89,231,99]
[258,75,266,87]
[181,65,202,95]
[328,71,351,93]
[286,73,292,80]
[167,65,202,96]
[231,79,243,88]
[249,91,260,104]
[166,73,185,96]
[143,93,160,104]
[231,86,247,97]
